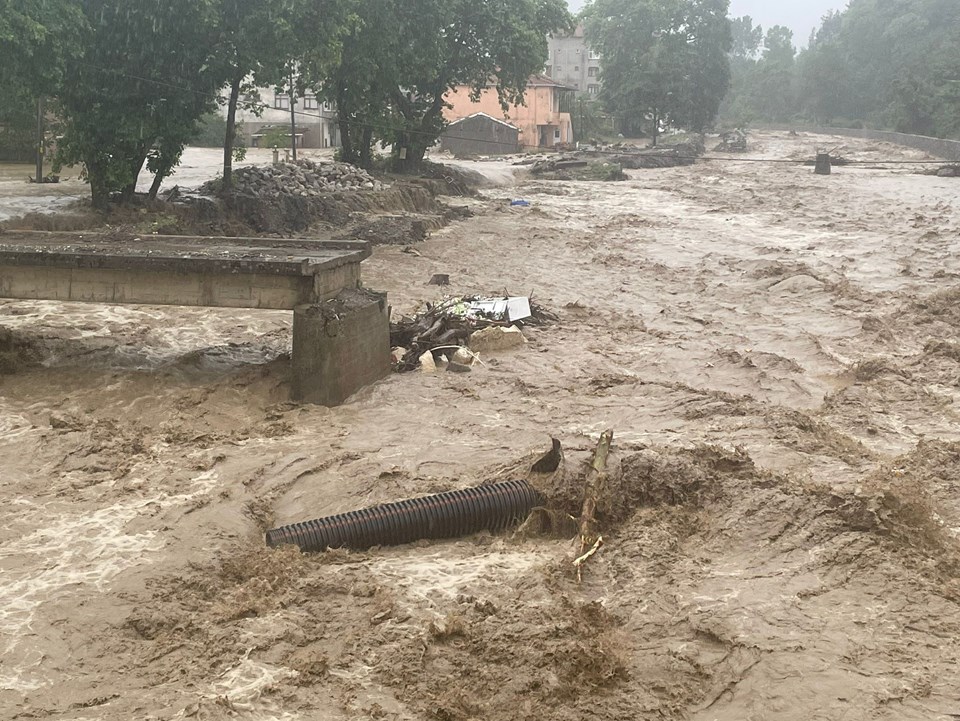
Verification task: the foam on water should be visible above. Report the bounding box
[368,549,547,607]
[0,470,220,693]
[170,652,301,721]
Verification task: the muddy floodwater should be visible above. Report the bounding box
[2,132,960,720]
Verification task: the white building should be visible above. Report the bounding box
[545,24,602,98]
[226,86,340,149]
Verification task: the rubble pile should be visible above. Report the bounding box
[390,296,556,372]
[205,159,388,197]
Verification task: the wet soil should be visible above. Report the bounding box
[2,132,960,720]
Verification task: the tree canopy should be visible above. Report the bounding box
[323,0,571,171]
[54,0,225,207]
[721,0,960,139]
[583,0,732,143]
[0,0,86,163]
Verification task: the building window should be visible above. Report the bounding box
[574,66,580,72]
[554,129,561,140]
[588,67,598,77]
[555,66,562,73]
[303,95,318,110]
[589,50,601,60]
[274,94,290,110]
[588,84,600,95]
[576,48,581,54]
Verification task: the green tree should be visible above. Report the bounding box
[54,0,223,208]
[584,0,732,145]
[718,15,761,126]
[214,0,351,190]
[315,0,391,167]
[0,0,86,163]
[729,14,762,59]
[753,26,796,122]
[796,0,960,137]
[0,0,86,95]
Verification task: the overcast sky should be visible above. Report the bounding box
[568,0,845,47]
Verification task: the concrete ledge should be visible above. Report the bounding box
[292,289,391,406]
[0,231,366,309]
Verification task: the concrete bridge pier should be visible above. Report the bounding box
[292,288,391,406]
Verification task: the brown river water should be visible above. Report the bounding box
[2,132,960,720]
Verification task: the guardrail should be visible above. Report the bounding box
[777,126,960,161]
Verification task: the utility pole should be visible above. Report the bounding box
[35,96,45,183]
[288,71,298,162]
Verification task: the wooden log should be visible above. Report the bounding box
[576,429,614,581]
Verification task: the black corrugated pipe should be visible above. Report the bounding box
[265,479,545,552]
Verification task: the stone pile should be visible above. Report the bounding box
[211,159,388,197]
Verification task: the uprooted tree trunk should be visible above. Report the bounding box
[574,429,614,581]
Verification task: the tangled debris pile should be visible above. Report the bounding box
[528,156,626,181]
[610,137,705,169]
[714,129,748,153]
[202,159,388,197]
[390,296,556,372]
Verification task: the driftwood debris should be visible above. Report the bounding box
[714,129,748,153]
[531,437,563,474]
[576,429,614,582]
[389,297,556,372]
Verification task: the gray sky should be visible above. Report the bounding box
[568,0,844,47]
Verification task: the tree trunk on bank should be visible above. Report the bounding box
[148,164,167,200]
[120,150,147,204]
[223,73,242,192]
[651,112,660,147]
[359,127,373,169]
[393,136,429,174]
[87,157,110,211]
[338,116,357,165]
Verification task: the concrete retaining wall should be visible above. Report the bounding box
[791,127,960,161]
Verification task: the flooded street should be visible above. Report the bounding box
[2,131,960,720]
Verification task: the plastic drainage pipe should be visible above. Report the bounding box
[265,480,545,552]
